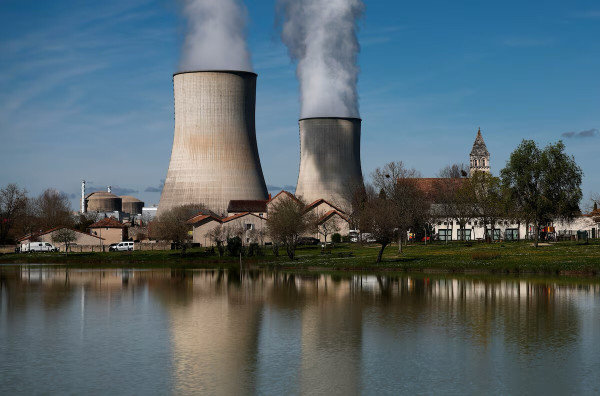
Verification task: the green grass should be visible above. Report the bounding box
[2,240,600,276]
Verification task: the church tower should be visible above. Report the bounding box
[470,128,490,176]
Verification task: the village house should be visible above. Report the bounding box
[89,217,127,245]
[18,227,105,250]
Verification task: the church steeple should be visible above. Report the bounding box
[470,128,490,176]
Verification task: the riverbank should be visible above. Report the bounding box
[2,240,600,276]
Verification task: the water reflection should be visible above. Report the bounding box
[1,267,599,395]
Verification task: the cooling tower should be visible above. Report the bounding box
[295,117,363,209]
[158,71,268,215]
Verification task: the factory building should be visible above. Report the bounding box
[121,196,144,215]
[85,191,122,213]
[158,70,269,216]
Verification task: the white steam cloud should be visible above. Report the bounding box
[278,0,364,118]
[179,0,252,72]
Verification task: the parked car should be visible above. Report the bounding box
[108,243,119,251]
[111,242,134,252]
[20,242,59,253]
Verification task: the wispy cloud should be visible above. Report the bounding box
[572,10,600,20]
[145,180,165,193]
[266,184,296,193]
[562,128,598,138]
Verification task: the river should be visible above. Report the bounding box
[1,266,599,395]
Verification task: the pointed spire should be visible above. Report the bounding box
[470,127,489,157]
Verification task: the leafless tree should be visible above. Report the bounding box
[317,215,341,252]
[205,225,226,256]
[35,189,73,231]
[51,228,77,255]
[153,204,206,255]
[0,183,28,244]
[471,171,503,241]
[267,196,316,260]
[438,163,469,178]
[358,191,397,263]
[371,161,430,253]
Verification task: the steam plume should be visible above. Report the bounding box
[278,0,364,118]
[179,0,252,72]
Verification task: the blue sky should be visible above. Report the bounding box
[1,0,599,209]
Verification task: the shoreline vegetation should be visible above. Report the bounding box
[1,240,600,277]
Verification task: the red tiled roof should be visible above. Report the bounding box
[268,190,300,203]
[18,227,105,241]
[221,212,252,223]
[317,210,349,225]
[306,198,345,214]
[187,214,222,225]
[412,178,466,202]
[89,217,126,229]
[227,200,268,213]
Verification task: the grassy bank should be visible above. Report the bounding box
[1,240,600,276]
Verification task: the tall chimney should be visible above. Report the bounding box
[81,180,86,214]
[295,117,363,210]
[158,71,268,215]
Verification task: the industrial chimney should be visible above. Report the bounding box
[295,117,363,209]
[158,71,268,215]
[81,180,86,214]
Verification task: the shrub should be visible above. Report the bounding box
[226,236,242,256]
[331,233,342,244]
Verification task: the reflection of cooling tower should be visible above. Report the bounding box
[295,117,363,208]
[158,71,268,215]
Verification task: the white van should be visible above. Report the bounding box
[110,242,134,252]
[21,242,59,253]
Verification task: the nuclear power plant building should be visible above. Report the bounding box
[295,117,363,210]
[158,71,268,215]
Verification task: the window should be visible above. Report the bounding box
[486,229,501,241]
[505,229,519,241]
[245,223,254,231]
[457,229,472,241]
[439,229,452,241]
[482,159,486,166]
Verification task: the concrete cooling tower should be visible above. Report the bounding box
[295,117,363,209]
[158,71,268,215]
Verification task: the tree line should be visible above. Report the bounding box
[151,139,586,263]
[355,139,584,262]
[0,185,102,245]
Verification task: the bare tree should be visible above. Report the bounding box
[317,215,341,252]
[267,197,316,260]
[0,183,28,244]
[358,192,397,263]
[205,225,226,256]
[452,180,476,240]
[51,228,77,255]
[371,162,430,253]
[471,172,503,241]
[153,204,206,255]
[438,163,469,178]
[35,189,73,231]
